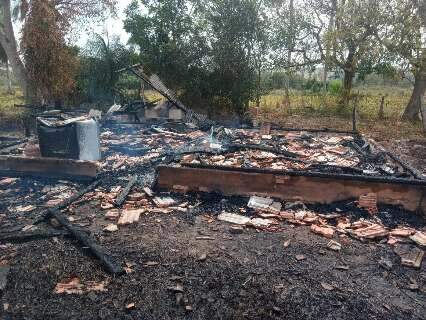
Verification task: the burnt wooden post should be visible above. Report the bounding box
[378,95,385,119]
[352,103,358,132]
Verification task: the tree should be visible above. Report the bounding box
[206,0,268,115]
[308,0,386,108]
[78,34,137,102]
[0,43,12,93]
[21,0,79,104]
[125,0,268,116]
[378,0,425,120]
[125,0,208,92]
[271,0,320,104]
[0,0,115,103]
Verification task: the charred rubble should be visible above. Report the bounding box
[0,67,425,319]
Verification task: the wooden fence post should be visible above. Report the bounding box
[378,95,385,119]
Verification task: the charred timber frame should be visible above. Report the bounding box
[156,164,426,215]
[0,156,98,180]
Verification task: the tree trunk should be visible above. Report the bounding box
[402,66,426,121]
[0,0,30,100]
[5,59,13,94]
[341,69,354,108]
[420,92,426,133]
[323,1,336,93]
[255,64,261,108]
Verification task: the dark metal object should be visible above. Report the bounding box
[48,209,123,275]
[385,151,424,181]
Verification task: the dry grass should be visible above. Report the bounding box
[0,89,24,120]
[251,89,424,140]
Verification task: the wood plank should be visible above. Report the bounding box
[0,156,98,180]
[157,165,426,214]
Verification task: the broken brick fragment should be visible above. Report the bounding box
[410,231,426,247]
[310,224,335,239]
[352,224,388,239]
[357,193,378,215]
[389,227,416,238]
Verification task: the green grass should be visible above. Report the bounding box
[252,89,411,120]
[0,88,24,120]
[250,88,424,140]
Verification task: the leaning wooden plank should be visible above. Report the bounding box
[156,165,426,214]
[48,209,123,275]
[0,156,98,180]
[115,175,138,207]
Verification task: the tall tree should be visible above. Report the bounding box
[0,0,115,103]
[21,0,79,104]
[378,0,425,120]
[125,0,208,92]
[0,43,12,93]
[207,0,267,115]
[271,0,321,103]
[125,0,268,116]
[78,33,137,102]
[308,0,385,108]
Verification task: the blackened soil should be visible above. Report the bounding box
[1,211,425,320]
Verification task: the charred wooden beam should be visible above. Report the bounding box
[156,165,426,214]
[33,179,102,224]
[0,141,28,155]
[269,126,358,135]
[0,156,98,180]
[0,138,28,151]
[115,175,138,207]
[368,139,425,180]
[48,209,123,275]
[228,143,299,159]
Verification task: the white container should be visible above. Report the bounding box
[76,119,101,161]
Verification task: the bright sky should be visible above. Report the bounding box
[75,0,132,47]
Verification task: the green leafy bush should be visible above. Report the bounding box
[328,80,343,95]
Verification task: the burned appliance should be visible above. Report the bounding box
[37,116,101,161]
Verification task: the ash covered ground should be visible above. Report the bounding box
[0,121,425,320]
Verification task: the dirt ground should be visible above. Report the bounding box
[1,196,425,320]
[0,119,425,320]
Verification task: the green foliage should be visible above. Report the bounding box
[328,80,343,96]
[303,79,322,93]
[124,0,209,92]
[124,0,269,116]
[77,34,138,103]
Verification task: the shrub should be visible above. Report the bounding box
[328,80,343,95]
